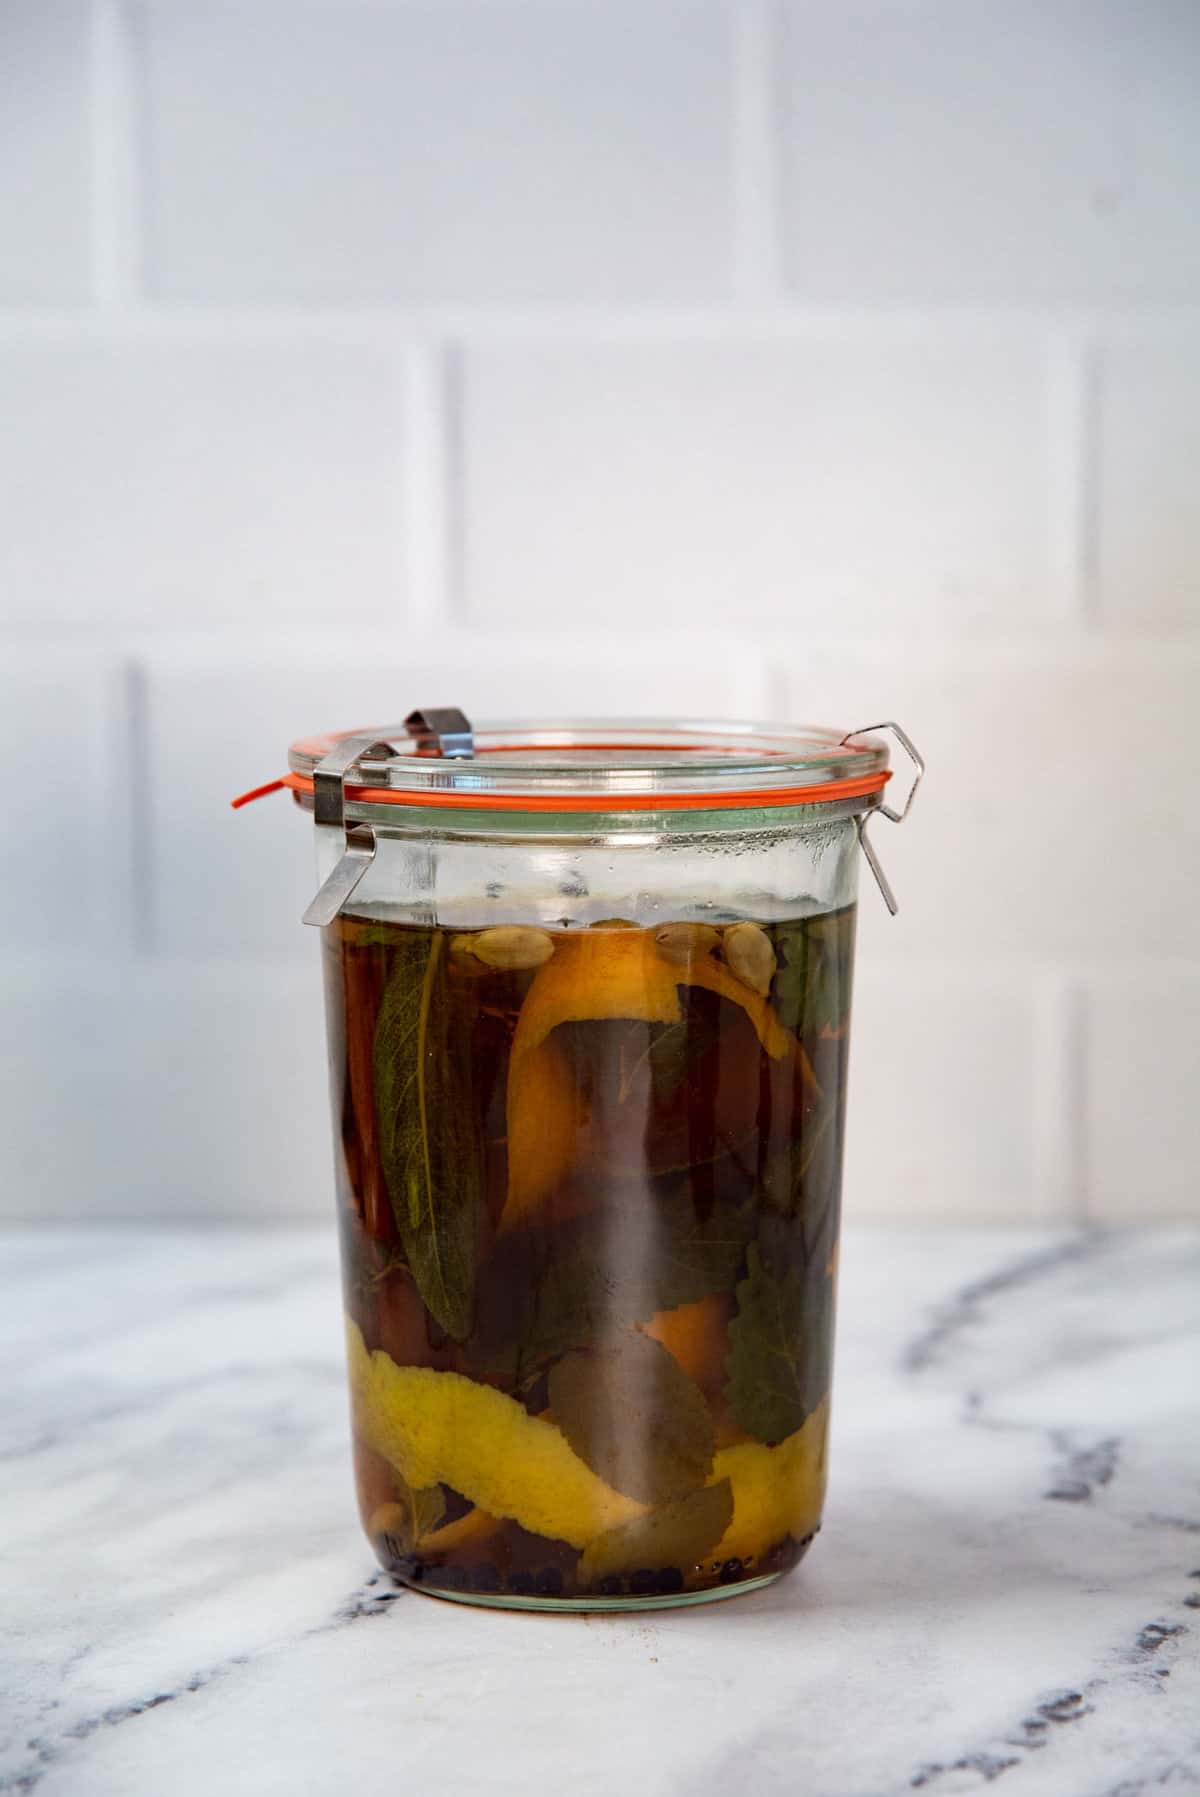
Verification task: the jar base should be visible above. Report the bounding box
[394,1569,786,1614]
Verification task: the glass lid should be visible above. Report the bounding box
[282,719,893,813]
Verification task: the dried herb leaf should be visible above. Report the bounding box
[726,1245,833,1444]
[373,933,483,1341]
[771,908,855,1039]
[578,1479,734,1585]
[370,1478,447,1556]
[645,1002,723,1106]
[343,919,407,949]
[548,1332,715,1504]
[469,1185,754,1391]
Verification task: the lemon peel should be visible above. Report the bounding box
[348,1320,829,1568]
[706,1399,830,1564]
[346,1319,646,1549]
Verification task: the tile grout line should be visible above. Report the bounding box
[89,0,143,309]
[0,306,1196,345]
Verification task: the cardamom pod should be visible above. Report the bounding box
[722,921,776,995]
[472,925,556,970]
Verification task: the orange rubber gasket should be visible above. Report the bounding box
[231,768,891,813]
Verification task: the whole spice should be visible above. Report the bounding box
[470,926,555,971]
[722,921,776,996]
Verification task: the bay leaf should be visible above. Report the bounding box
[469,1183,754,1390]
[578,1478,734,1585]
[643,1000,723,1106]
[370,1476,446,1555]
[348,921,406,948]
[725,1244,833,1444]
[373,931,484,1341]
[771,908,855,1040]
[760,1063,844,1233]
[548,1332,715,1504]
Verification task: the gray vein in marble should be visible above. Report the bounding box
[4,1227,1198,1797]
[1043,1430,1122,1502]
[908,1613,1193,1794]
[5,1571,411,1796]
[901,1232,1103,1373]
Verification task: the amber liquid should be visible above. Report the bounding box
[324,909,854,1607]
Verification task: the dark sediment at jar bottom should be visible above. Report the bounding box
[374,1527,821,1612]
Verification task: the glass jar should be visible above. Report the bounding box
[239,714,921,1611]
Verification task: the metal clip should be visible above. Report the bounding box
[311,734,395,830]
[302,733,395,927]
[404,708,474,759]
[840,721,925,917]
[301,822,378,928]
[301,708,475,927]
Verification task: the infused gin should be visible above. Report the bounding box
[324,907,854,1606]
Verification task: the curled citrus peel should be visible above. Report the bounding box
[346,1319,827,1568]
[708,1400,829,1564]
[502,928,795,1229]
[638,1292,731,1399]
[503,1029,588,1228]
[346,1319,644,1548]
[417,1506,503,1556]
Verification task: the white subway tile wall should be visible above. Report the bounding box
[0,339,411,629]
[0,2,92,304]
[779,0,1200,303]
[0,0,1196,1225]
[140,3,734,306]
[462,333,1053,630]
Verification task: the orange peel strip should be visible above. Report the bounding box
[417,1506,503,1556]
[502,929,794,1229]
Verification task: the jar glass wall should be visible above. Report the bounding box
[320,804,858,1610]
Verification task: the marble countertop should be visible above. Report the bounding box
[2,1228,1198,1797]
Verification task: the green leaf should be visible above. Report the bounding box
[761,911,854,1229]
[770,908,855,1039]
[370,1477,447,1554]
[726,1244,833,1444]
[578,1479,734,1585]
[356,924,403,948]
[372,932,484,1341]
[548,1331,715,1504]
[468,1184,754,1391]
[644,1001,723,1107]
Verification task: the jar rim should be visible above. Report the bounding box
[277,718,892,814]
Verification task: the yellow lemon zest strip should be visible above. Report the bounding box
[707,1399,829,1564]
[346,1320,646,1549]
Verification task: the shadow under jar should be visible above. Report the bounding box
[271,716,918,1611]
